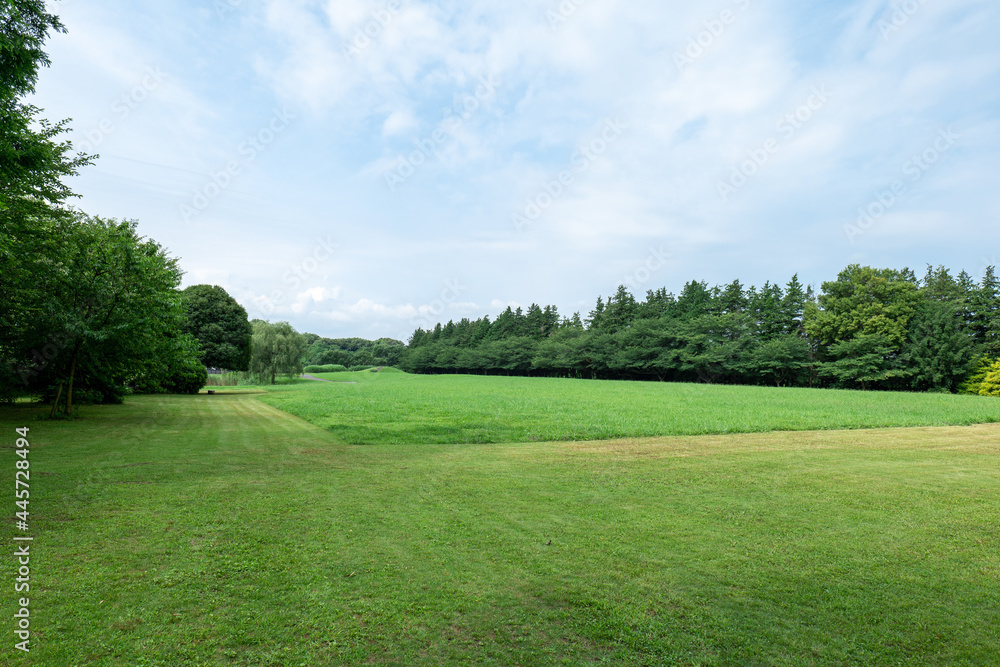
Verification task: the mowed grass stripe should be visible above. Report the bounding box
[256,372,1000,445]
[3,390,1000,665]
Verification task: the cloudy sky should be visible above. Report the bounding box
[33,0,1000,340]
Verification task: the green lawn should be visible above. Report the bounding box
[257,371,1000,445]
[2,381,999,665]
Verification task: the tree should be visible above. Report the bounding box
[2,213,197,413]
[804,265,920,350]
[585,297,606,330]
[957,355,995,395]
[0,0,92,385]
[902,299,976,392]
[0,0,91,232]
[749,281,785,340]
[602,286,638,333]
[780,274,809,335]
[250,320,306,384]
[970,267,1000,356]
[133,331,207,395]
[676,313,752,383]
[745,335,811,387]
[181,285,253,371]
[675,280,714,320]
[818,334,908,390]
[976,360,1000,397]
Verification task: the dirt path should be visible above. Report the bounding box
[300,374,358,384]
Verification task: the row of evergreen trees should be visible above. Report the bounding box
[401,265,1000,393]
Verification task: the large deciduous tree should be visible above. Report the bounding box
[1,0,91,386]
[3,213,203,412]
[182,284,253,371]
[804,265,921,350]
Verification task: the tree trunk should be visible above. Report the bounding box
[66,352,78,416]
[49,382,64,419]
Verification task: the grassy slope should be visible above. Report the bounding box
[2,389,1000,665]
[258,371,1000,445]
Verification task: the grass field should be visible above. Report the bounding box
[2,377,999,665]
[256,371,1000,444]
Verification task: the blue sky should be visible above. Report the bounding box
[34,0,1000,340]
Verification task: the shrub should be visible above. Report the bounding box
[164,360,208,395]
[978,360,1000,397]
[958,355,995,395]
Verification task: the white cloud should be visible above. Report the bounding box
[382,108,418,136]
[32,0,1000,338]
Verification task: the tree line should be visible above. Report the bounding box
[301,335,405,370]
[401,265,1000,394]
[0,3,308,412]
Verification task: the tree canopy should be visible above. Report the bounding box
[182,284,253,371]
[1,212,205,412]
[250,320,307,385]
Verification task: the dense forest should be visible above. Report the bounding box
[301,335,406,370]
[401,265,1000,394]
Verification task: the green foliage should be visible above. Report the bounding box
[804,264,920,349]
[302,336,405,368]
[970,266,1000,356]
[903,299,976,392]
[161,349,209,394]
[131,331,206,395]
[0,0,92,228]
[745,334,812,387]
[977,360,1000,397]
[958,355,995,395]
[1,213,189,413]
[181,284,252,371]
[0,4,202,412]
[819,334,909,390]
[402,264,993,394]
[250,320,307,384]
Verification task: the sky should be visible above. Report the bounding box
[32,0,1000,341]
